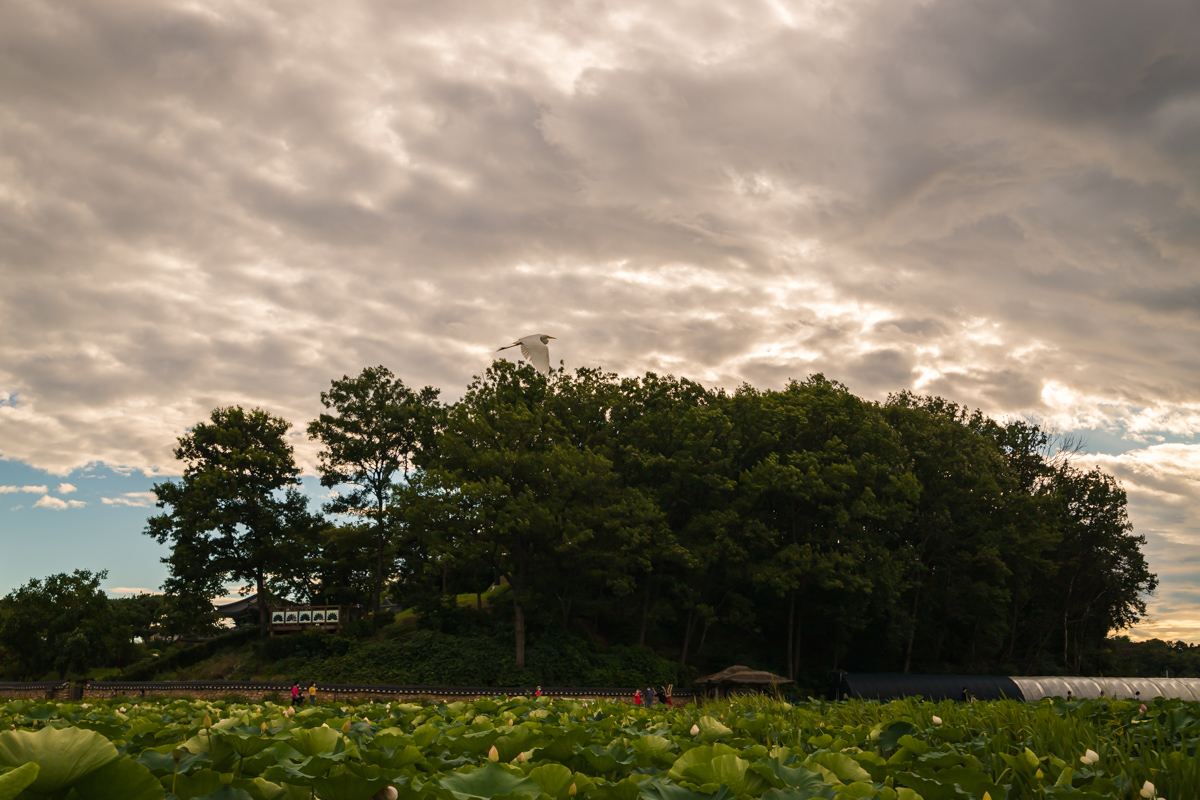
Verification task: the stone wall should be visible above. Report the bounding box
[0,683,69,700]
[80,682,698,705]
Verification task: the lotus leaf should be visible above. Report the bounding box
[175,768,229,799]
[694,718,732,741]
[807,754,871,785]
[760,788,836,800]
[680,753,764,796]
[875,723,917,755]
[640,780,733,800]
[0,724,119,793]
[528,763,575,798]
[195,787,256,800]
[0,763,39,800]
[310,768,394,800]
[72,756,166,800]
[666,745,737,783]
[289,727,344,757]
[435,762,539,800]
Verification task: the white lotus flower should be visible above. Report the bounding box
[1080,749,1099,765]
[690,724,700,735]
[1141,780,1155,798]
[321,723,329,728]
[931,716,942,725]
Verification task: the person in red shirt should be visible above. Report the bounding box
[633,690,642,706]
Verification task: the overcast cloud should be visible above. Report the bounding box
[1,0,1198,635]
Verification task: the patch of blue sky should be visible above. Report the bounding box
[1065,426,1199,456]
[0,460,331,597]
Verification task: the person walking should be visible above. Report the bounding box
[291,682,301,707]
[309,682,317,706]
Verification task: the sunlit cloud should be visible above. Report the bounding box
[100,492,158,508]
[33,495,87,510]
[0,0,1199,635]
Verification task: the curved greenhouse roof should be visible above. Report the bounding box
[839,674,1200,701]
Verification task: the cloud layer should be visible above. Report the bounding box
[1,0,1198,634]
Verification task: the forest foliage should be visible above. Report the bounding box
[0,363,1158,684]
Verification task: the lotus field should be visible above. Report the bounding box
[1,694,1197,800]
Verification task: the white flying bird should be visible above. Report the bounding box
[497,334,555,375]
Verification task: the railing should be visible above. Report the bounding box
[78,680,697,702]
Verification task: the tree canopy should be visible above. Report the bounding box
[124,364,1155,681]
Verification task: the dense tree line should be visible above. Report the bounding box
[0,571,162,679]
[48,362,1157,682]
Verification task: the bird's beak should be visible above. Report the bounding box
[547,336,556,339]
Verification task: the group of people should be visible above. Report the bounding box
[290,681,317,707]
[633,685,672,707]
[535,684,673,707]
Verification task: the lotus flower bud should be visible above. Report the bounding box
[570,783,577,796]
[1141,781,1155,798]
[203,715,212,729]
[1035,769,1044,779]
[982,794,991,800]
[322,722,329,728]
[384,788,399,800]
[342,719,352,733]
[690,724,700,735]
[261,722,268,733]
[489,745,500,762]
[1080,749,1099,765]
[517,751,527,762]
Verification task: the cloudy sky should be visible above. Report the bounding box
[1,0,1198,638]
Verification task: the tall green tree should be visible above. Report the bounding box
[307,365,441,612]
[432,361,661,668]
[145,406,314,635]
[732,377,917,679]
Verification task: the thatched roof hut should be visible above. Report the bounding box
[694,665,794,697]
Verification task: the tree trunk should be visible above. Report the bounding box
[903,586,921,674]
[786,591,796,680]
[373,527,384,614]
[1062,574,1075,670]
[638,581,652,647]
[514,599,526,670]
[793,613,802,681]
[679,608,696,666]
[256,571,269,637]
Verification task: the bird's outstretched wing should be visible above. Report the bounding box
[520,341,551,375]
